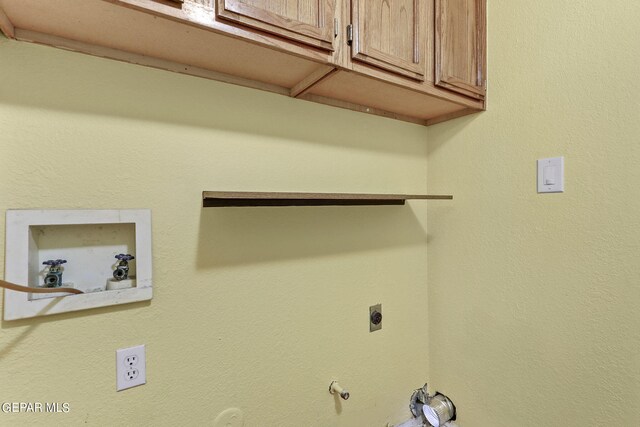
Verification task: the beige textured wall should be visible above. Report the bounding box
[427,1,640,426]
[0,40,430,425]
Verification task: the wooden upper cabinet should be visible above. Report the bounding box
[350,0,426,81]
[216,0,336,51]
[0,0,486,126]
[435,0,486,99]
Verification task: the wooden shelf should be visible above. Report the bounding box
[202,191,453,207]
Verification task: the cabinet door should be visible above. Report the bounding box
[351,0,426,81]
[216,0,336,51]
[435,0,486,98]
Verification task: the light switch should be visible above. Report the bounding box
[543,166,556,185]
[538,157,564,193]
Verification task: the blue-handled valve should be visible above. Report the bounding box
[113,254,134,281]
[43,259,67,288]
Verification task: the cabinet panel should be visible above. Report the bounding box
[351,0,426,81]
[435,0,486,98]
[217,0,336,50]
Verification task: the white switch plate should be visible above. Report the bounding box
[116,345,146,391]
[537,157,564,193]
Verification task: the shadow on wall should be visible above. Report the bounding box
[0,41,427,156]
[0,300,150,360]
[196,205,427,268]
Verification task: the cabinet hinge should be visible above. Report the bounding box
[346,24,353,45]
[334,18,338,38]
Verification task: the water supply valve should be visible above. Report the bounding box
[113,254,134,281]
[42,259,67,288]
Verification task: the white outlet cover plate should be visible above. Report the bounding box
[537,157,564,193]
[116,344,146,391]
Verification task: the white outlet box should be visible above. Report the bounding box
[116,345,146,391]
[4,209,153,320]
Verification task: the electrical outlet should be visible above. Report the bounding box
[124,355,138,367]
[116,345,146,391]
[370,304,382,332]
[125,368,139,380]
